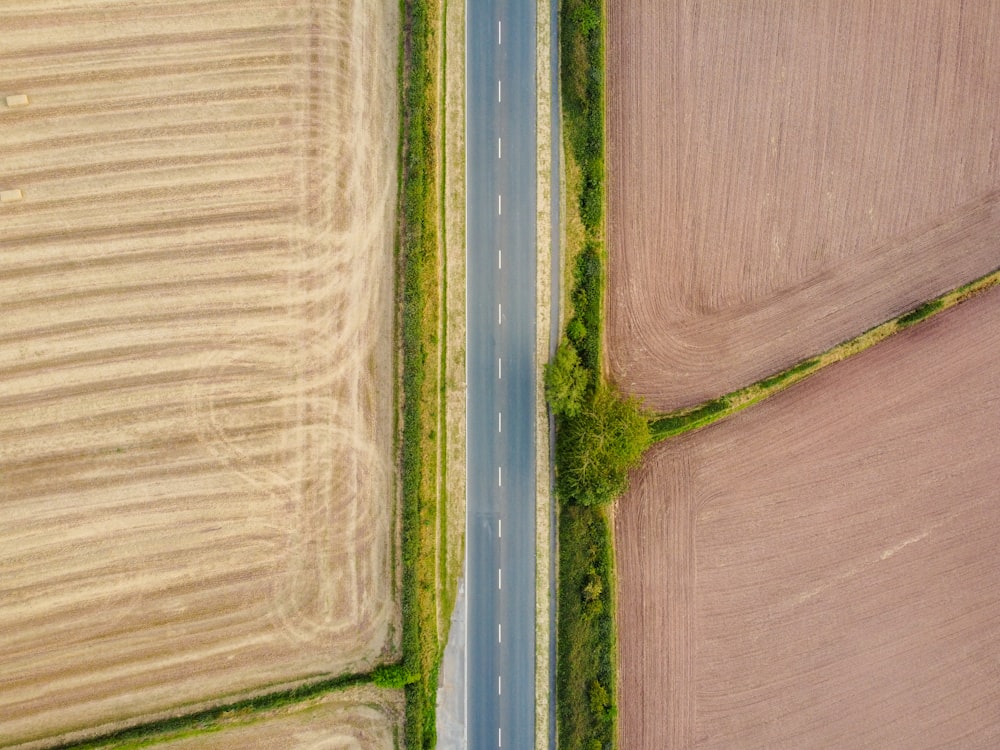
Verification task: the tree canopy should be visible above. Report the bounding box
[555,385,650,506]
[545,339,590,417]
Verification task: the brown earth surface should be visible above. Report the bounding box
[0,1,398,746]
[607,0,1000,411]
[616,289,1000,749]
[148,686,403,750]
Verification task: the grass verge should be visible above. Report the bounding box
[556,505,617,750]
[649,266,1000,442]
[397,0,447,747]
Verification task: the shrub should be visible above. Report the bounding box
[898,299,944,328]
[372,664,419,689]
[546,340,590,417]
[556,385,650,506]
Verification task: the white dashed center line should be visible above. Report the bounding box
[498,567,502,589]
[498,357,502,379]
[498,466,502,487]
[498,193,502,215]
[498,20,502,45]
[498,303,502,325]
[498,136,502,159]
[498,79,502,102]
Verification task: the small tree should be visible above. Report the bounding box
[545,340,589,417]
[556,385,650,506]
[372,663,419,688]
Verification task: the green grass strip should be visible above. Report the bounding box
[650,266,1000,442]
[397,0,445,747]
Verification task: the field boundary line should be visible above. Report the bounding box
[650,266,1000,442]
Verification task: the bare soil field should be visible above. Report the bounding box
[616,289,1000,749]
[607,0,1000,411]
[0,1,398,746]
[152,687,403,750]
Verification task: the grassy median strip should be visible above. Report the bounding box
[650,266,1000,442]
[398,0,447,747]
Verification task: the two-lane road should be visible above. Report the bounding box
[466,0,537,746]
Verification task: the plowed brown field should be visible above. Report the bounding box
[608,0,1000,411]
[616,290,1000,749]
[0,1,398,746]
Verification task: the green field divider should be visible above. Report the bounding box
[650,266,1000,443]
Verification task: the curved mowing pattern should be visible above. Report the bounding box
[0,1,399,746]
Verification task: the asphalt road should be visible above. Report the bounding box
[466,0,537,747]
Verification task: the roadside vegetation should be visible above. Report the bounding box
[649,266,1000,442]
[549,0,639,747]
[398,0,449,747]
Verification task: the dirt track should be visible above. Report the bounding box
[616,290,1000,749]
[0,1,398,746]
[607,0,1000,411]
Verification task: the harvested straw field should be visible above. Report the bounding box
[607,0,1000,411]
[151,687,403,750]
[616,290,1000,749]
[0,0,399,746]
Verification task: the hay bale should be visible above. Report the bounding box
[1,189,24,203]
[5,94,29,107]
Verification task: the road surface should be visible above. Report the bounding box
[466,0,537,747]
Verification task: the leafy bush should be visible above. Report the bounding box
[649,396,729,440]
[546,340,590,417]
[571,242,604,374]
[897,299,944,328]
[372,664,419,689]
[556,385,651,506]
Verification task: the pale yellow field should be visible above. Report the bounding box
[0,1,399,746]
[150,687,403,750]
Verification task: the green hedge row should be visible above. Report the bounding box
[556,506,617,750]
[561,0,606,236]
[398,0,442,747]
[552,1,622,748]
